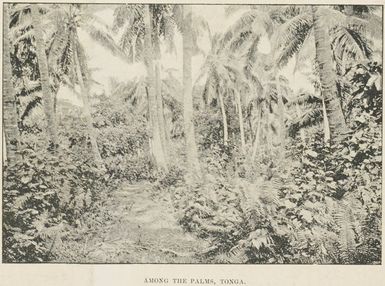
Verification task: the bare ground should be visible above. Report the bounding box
[53,183,209,263]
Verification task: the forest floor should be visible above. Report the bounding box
[53,182,209,263]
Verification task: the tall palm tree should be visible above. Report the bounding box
[198,33,245,148]
[223,5,282,157]
[234,88,246,154]
[44,4,123,168]
[273,5,380,142]
[72,33,104,168]
[113,4,176,167]
[311,6,348,142]
[143,5,167,170]
[30,4,57,149]
[249,72,288,159]
[182,5,202,179]
[3,4,20,163]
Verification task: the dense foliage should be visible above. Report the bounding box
[2,4,382,264]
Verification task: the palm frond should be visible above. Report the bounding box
[48,28,71,66]
[83,24,125,60]
[223,9,272,48]
[287,91,322,106]
[112,4,143,33]
[289,107,322,137]
[331,26,372,63]
[273,12,313,68]
[224,5,248,17]
[20,95,42,121]
[293,30,315,74]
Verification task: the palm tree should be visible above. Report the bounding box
[71,34,104,168]
[108,69,184,141]
[3,4,20,163]
[223,5,283,157]
[143,5,167,170]
[113,4,176,168]
[198,33,245,148]
[44,4,124,168]
[249,72,288,159]
[182,5,202,179]
[273,5,380,142]
[311,6,348,142]
[234,88,246,154]
[30,4,57,149]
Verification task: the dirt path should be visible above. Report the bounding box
[54,183,209,263]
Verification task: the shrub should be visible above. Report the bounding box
[93,95,155,183]
[2,132,114,263]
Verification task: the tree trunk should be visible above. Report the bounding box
[73,42,104,169]
[3,129,8,163]
[155,60,169,160]
[132,34,137,62]
[312,6,348,142]
[183,5,202,180]
[234,89,245,154]
[3,4,20,164]
[218,91,229,146]
[31,4,57,149]
[276,76,286,160]
[251,104,262,159]
[144,5,167,170]
[293,63,306,143]
[295,103,306,143]
[322,98,331,145]
[248,117,254,143]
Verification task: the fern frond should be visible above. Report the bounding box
[333,201,359,263]
[227,242,249,263]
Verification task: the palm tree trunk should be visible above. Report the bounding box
[293,67,306,143]
[251,104,262,159]
[132,34,137,62]
[3,129,8,163]
[276,77,286,160]
[155,60,169,160]
[31,4,57,149]
[73,43,104,169]
[183,5,202,180]
[322,98,331,145]
[234,89,245,154]
[266,110,273,154]
[312,6,348,142]
[144,5,167,170]
[248,116,254,143]
[295,103,306,143]
[3,4,20,164]
[218,91,229,146]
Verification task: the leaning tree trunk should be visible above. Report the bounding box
[234,89,245,154]
[183,5,202,180]
[144,5,167,170]
[31,4,57,149]
[72,41,104,169]
[312,6,348,142]
[3,4,20,164]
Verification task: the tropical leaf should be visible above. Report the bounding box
[273,12,313,68]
